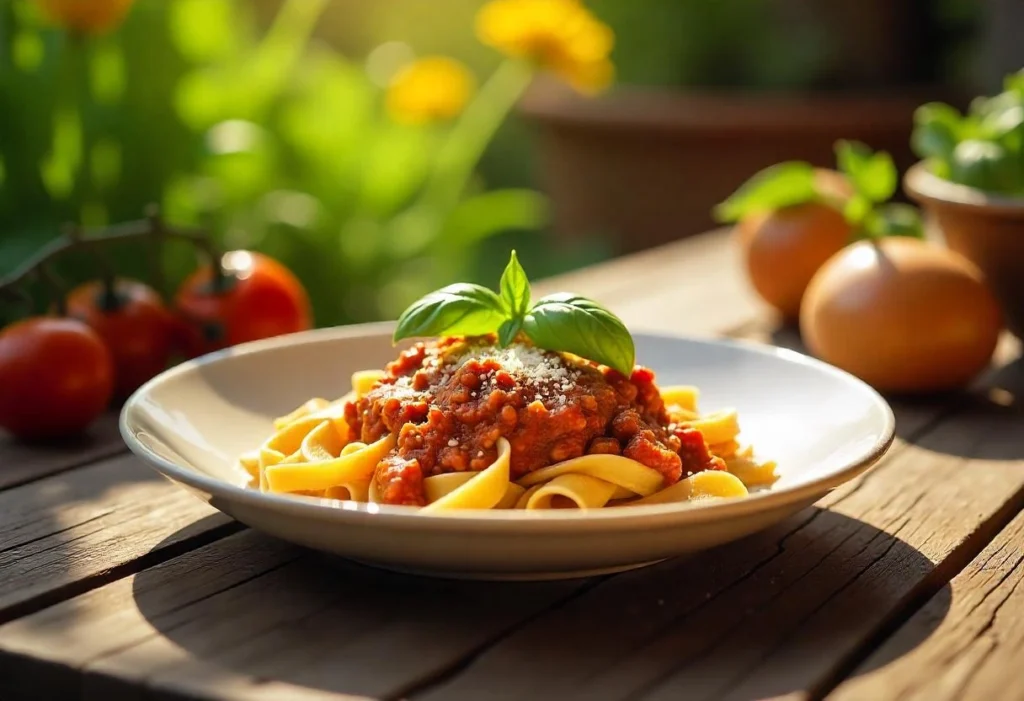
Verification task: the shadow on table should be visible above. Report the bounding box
[129,507,950,700]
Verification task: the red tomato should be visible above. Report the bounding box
[67,279,175,397]
[174,251,312,357]
[36,0,135,34]
[0,317,114,440]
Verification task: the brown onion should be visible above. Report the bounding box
[800,236,1003,393]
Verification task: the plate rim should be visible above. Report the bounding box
[119,322,896,532]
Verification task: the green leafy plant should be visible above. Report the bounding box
[0,0,601,329]
[393,251,636,375]
[912,69,1024,195]
[714,140,922,240]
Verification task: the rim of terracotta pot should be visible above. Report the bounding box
[904,161,1024,219]
[518,77,957,134]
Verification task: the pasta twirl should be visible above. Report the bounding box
[241,337,778,511]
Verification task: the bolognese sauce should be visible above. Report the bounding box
[343,337,724,506]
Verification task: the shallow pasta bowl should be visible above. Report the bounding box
[121,323,895,580]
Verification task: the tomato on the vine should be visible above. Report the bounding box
[0,317,114,440]
[174,251,312,358]
[67,279,176,397]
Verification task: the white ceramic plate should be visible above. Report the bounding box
[121,323,895,580]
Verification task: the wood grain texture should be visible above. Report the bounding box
[0,452,233,623]
[534,227,763,336]
[0,413,126,490]
[417,368,1024,701]
[3,374,1020,701]
[829,511,1024,701]
[1,229,1022,701]
[0,529,589,700]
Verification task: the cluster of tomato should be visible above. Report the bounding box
[0,251,311,441]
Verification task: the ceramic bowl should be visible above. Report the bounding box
[121,323,895,580]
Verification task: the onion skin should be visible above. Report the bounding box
[800,237,1003,394]
[737,202,852,322]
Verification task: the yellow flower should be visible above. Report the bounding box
[36,0,135,35]
[476,0,614,93]
[386,57,476,125]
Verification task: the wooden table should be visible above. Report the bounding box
[1,229,1023,701]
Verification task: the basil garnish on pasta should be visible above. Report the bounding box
[393,251,636,375]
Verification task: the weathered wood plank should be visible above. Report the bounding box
[1,361,1018,701]
[0,413,126,491]
[1,228,1019,701]
[0,529,589,700]
[415,362,1024,701]
[0,453,234,623]
[534,228,763,336]
[830,456,1024,701]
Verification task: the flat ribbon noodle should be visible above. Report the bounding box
[300,421,345,463]
[421,438,511,511]
[632,470,748,506]
[273,397,330,430]
[525,473,618,510]
[660,384,699,413]
[351,370,386,398]
[516,454,663,497]
[325,481,371,502]
[264,433,397,494]
[724,454,778,488]
[423,470,524,509]
[320,443,374,501]
[679,408,740,446]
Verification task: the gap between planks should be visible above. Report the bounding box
[0,325,1018,701]
[0,230,1021,700]
[0,452,240,626]
[829,504,1024,700]
[0,413,127,491]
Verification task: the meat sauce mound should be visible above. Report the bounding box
[343,337,724,506]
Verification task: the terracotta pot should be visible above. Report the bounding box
[904,161,1024,338]
[520,79,943,255]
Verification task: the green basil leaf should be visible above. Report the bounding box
[498,317,521,348]
[912,102,962,160]
[843,193,872,226]
[1006,69,1024,98]
[835,140,897,204]
[522,293,635,376]
[499,250,531,318]
[981,100,1024,141]
[950,139,1023,193]
[712,161,817,223]
[393,283,506,342]
[864,203,924,240]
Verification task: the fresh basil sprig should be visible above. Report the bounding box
[393,251,636,375]
[712,161,818,223]
[833,140,922,240]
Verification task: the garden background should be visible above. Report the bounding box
[1,0,1021,329]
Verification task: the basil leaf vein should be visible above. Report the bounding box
[393,283,506,342]
[522,293,635,375]
[500,249,531,318]
[498,317,522,348]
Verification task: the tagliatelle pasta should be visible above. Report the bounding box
[241,336,778,511]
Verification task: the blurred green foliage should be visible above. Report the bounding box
[913,70,1024,194]
[0,0,584,328]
